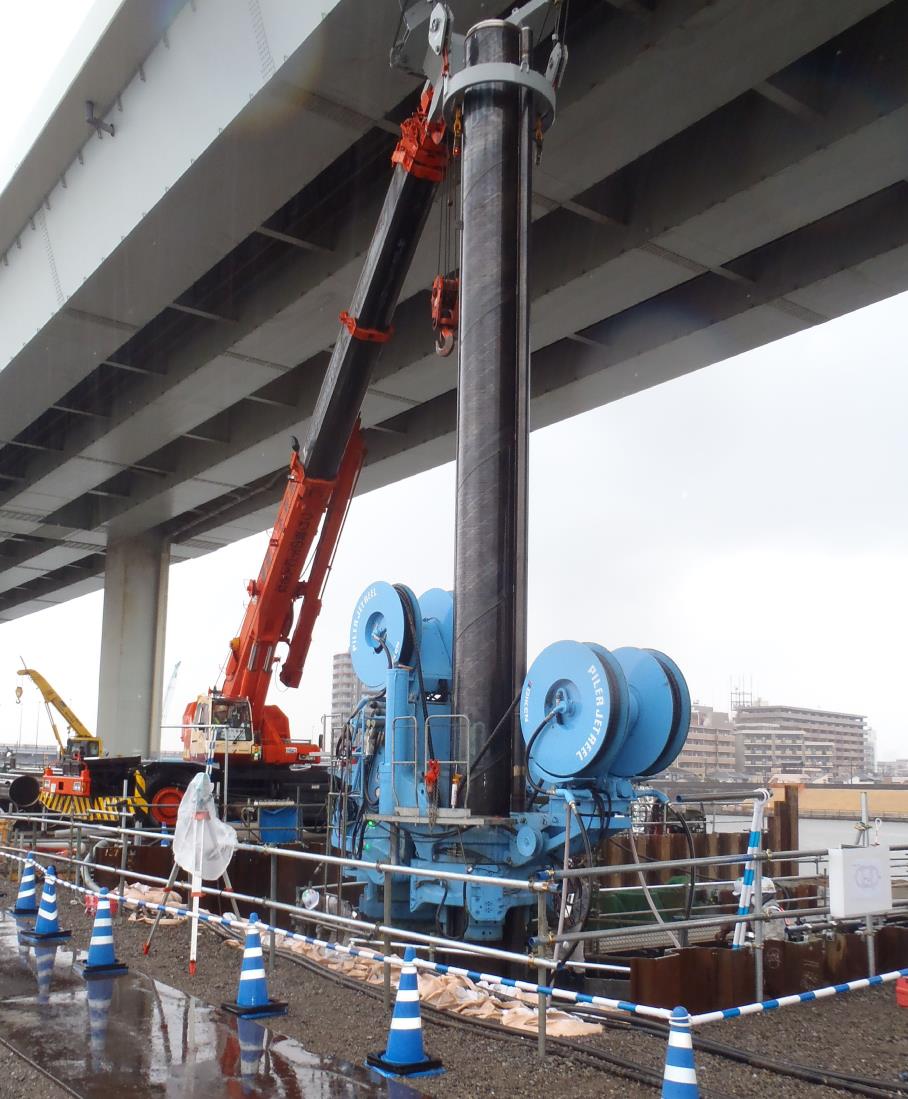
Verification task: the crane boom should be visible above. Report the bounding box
[214,87,448,735]
[17,667,102,759]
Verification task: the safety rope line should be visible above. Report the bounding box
[3,851,671,1020]
[8,851,906,1030]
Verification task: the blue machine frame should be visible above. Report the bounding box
[332,581,691,942]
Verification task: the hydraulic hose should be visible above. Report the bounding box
[668,801,697,921]
[525,709,559,795]
[395,585,435,761]
[628,825,682,950]
[550,801,574,981]
[80,838,114,893]
[468,692,520,779]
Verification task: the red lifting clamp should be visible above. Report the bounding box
[431,275,459,357]
[424,758,441,795]
[339,311,393,344]
[392,86,448,182]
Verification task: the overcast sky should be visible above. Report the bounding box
[0,2,906,761]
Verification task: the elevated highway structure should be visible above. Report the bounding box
[1,0,906,752]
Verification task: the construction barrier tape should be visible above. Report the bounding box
[6,851,907,1030]
[689,970,908,1026]
[2,851,671,1020]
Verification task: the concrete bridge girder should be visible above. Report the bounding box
[171,183,908,547]
[0,0,905,777]
[0,0,891,553]
[0,0,494,438]
[534,0,890,204]
[22,72,908,554]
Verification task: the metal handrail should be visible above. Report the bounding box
[2,812,555,894]
[390,715,419,810]
[7,809,907,895]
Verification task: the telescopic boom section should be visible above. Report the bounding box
[219,431,364,716]
[301,86,446,481]
[217,88,448,723]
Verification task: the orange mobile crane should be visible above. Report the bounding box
[29,81,450,829]
[170,432,364,824]
[166,82,449,826]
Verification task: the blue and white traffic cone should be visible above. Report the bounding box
[366,947,444,1079]
[661,1006,700,1098]
[78,888,128,978]
[221,913,287,1019]
[19,865,71,944]
[33,943,58,1005]
[87,977,115,1067]
[236,1015,265,1084]
[11,853,38,916]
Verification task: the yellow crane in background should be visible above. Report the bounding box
[15,666,149,821]
[15,666,103,765]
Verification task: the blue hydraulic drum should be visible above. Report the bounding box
[637,648,691,777]
[520,640,630,786]
[606,647,690,778]
[520,640,691,786]
[418,589,454,653]
[349,581,421,688]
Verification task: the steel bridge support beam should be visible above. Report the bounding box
[97,533,169,757]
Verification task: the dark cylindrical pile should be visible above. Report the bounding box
[453,20,531,817]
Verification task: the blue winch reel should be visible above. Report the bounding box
[520,640,691,788]
[349,580,453,689]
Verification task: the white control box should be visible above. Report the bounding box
[828,845,892,918]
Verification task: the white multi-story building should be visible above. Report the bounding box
[863,727,877,774]
[331,652,366,725]
[734,704,868,780]
[735,723,808,778]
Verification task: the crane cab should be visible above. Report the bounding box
[41,733,103,794]
[65,736,101,765]
[182,694,258,763]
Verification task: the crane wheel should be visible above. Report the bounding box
[146,782,186,828]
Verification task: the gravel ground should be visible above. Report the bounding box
[3,873,908,1098]
[0,1039,70,1099]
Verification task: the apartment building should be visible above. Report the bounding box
[735,724,807,777]
[675,705,737,779]
[735,704,867,780]
[863,727,877,773]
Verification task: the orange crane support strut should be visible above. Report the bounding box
[220,427,365,716]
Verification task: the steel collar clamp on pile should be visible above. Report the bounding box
[442,63,557,132]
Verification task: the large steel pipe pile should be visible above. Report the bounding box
[452,19,532,817]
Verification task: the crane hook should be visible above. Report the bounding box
[430,274,459,357]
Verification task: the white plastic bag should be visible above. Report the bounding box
[172,772,237,880]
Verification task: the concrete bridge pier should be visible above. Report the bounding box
[96,534,170,758]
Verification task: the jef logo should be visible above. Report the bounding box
[854,863,881,891]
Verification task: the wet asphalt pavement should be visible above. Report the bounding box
[0,910,422,1098]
